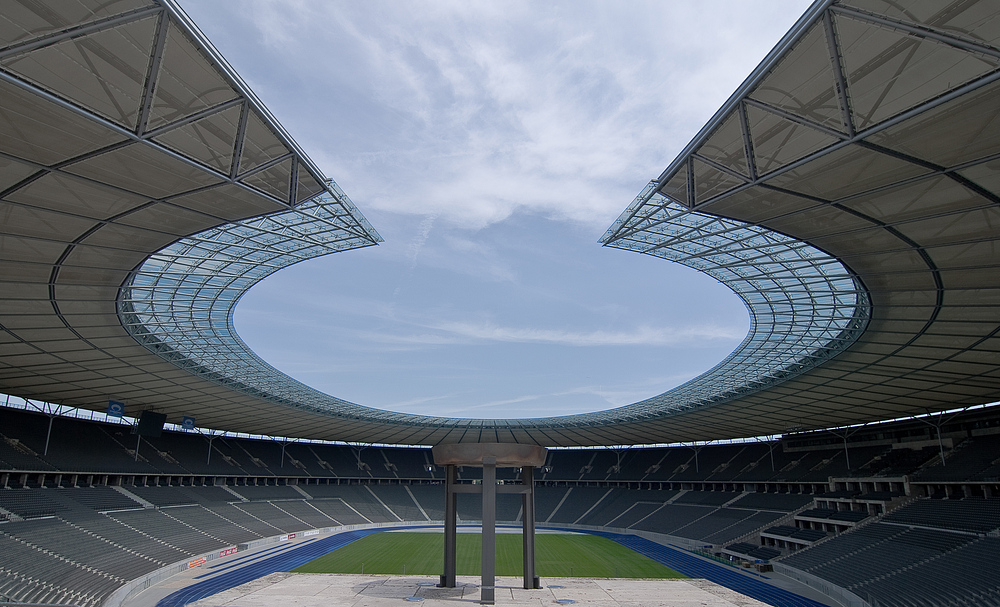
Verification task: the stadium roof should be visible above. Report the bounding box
[1,0,999,446]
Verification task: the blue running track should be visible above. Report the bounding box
[156,526,430,606]
[156,526,828,607]
[572,529,828,607]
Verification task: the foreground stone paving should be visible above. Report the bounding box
[191,573,769,606]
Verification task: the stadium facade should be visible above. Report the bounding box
[0,4,999,434]
[2,1,1000,606]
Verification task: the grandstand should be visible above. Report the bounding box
[2,0,1000,606]
[2,405,1000,605]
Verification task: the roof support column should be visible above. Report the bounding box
[481,456,496,605]
[438,464,458,589]
[522,465,539,589]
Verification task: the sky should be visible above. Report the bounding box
[180,0,814,420]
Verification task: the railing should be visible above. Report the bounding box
[770,562,870,607]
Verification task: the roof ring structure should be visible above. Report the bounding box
[13,0,999,445]
[597,182,871,421]
[118,179,871,429]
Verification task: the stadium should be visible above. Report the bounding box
[1,0,999,606]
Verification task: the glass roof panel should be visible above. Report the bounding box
[80,220,178,251]
[0,79,127,165]
[152,103,240,173]
[0,15,158,129]
[692,156,745,204]
[64,141,222,199]
[295,167,327,204]
[119,190,385,420]
[895,204,1000,246]
[840,0,1000,48]
[864,79,1000,168]
[0,234,65,264]
[702,187,822,224]
[841,174,991,223]
[693,112,749,177]
[836,13,999,131]
[238,109,289,175]
[127,177,865,428]
[747,104,840,175]
[6,170,147,220]
[749,21,845,132]
[0,0,152,50]
[599,182,869,418]
[115,200,219,236]
[957,158,1000,197]
[928,239,1000,269]
[765,143,930,201]
[0,156,39,191]
[146,17,239,131]
[241,157,292,202]
[657,169,688,205]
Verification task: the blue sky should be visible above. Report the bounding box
[182,0,813,419]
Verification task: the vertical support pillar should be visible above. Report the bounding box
[481,456,496,605]
[439,464,457,588]
[522,466,539,589]
[43,414,54,456]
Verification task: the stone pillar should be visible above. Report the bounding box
[439,464,458,588]
[522,466,540,589]
[481,456,496,605]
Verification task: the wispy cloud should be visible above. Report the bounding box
[426,321,743,347]
[209,0,812,231]
[191,0,801,419]
[381,393,465,410]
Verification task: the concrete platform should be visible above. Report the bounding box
[189,573,770,606]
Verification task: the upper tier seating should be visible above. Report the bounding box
[882,497,1000,534]
[914,435,1000,483]
[728,492,813,511]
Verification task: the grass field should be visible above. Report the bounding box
[293,532,686,578]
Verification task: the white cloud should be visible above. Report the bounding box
[427,320,743,347]
[198,0,812,231]
[190,0,801,419]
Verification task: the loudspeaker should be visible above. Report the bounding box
[135,410,167,437]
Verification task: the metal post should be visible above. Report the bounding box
[280,441,286,468]
[522,466,539,589]
[481,456,496,605]
[937,424,946,466]
[439,464,457,588]
[207,435,214,465]
[842,435,851,470]
[134,432,141,462]
[43,414,54,456]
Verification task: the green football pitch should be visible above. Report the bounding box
[293,532,686,578]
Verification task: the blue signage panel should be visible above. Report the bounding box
[107,400,125,417]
